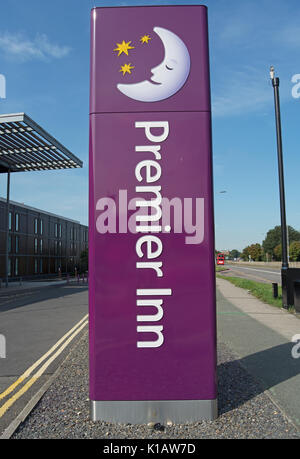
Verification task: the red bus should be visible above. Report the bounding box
[216,253,225,266]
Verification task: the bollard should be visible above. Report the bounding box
[0,334,6,359]
[294,281,300,313]
[272,283,278,299]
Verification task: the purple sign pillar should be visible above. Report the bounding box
[89,5,217,424]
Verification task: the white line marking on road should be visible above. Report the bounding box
[229,266,281,276]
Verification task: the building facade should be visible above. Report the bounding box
[0,198,88,279]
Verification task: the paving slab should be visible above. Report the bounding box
[216,278,300,428]
[217,277,300,340]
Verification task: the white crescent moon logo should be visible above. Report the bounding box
[117,27,191,102]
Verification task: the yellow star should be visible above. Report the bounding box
[140,35,151,44]
[119,63,135,76]
[114,40,135,56]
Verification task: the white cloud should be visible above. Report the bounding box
[211,67,274,118]
[0,32,71,61]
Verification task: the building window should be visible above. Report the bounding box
[9,212,12,231]
[59,241,62,255]
[34,218,38,234]
[55,240,58,255]
[34,259,38,274]
[55,223,58,238]
[15,213,20,232]
[34,238,38,254]
[8,235,12,253]
[15,258,19,276]
[40,219,43,235]
[40,259,43,274]
[59,224,62,238]
[16,236,19,254]
[8,258,11,277]
[40,239,43,254]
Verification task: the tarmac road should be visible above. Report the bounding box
[0,283,88,437]
[12,278,300,439]
[223,264,282,285]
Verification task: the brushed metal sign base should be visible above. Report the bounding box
[90,400,218,424]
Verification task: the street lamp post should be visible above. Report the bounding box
[270,66,289,308]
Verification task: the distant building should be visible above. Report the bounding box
[0,198,88,279]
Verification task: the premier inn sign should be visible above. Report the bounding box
[89,5,217,424]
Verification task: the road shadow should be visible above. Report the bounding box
[0,284,88,313]
[218,342,300,415]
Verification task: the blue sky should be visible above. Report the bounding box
[0,0,300,251]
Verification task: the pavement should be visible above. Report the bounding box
[2,278,300,439]
[0,277,88,297]
[217,277,300,428]
[0,279,67,298]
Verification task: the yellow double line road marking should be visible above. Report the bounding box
[0,314,88,418]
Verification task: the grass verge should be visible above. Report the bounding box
[215,266,229,273]
[216,274,283,309]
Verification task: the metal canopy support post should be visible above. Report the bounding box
[270,67,289,308]
[5,169,10,288]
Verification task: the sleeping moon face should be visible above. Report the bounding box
[117,27,191,102]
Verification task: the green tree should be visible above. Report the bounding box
[263,226,300,257]
[80,248,88,272]
[229,249,241,260]
[273,244,282,261]
[248,243,263,261]
[289,241,300,261]
[241,246,250,261]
